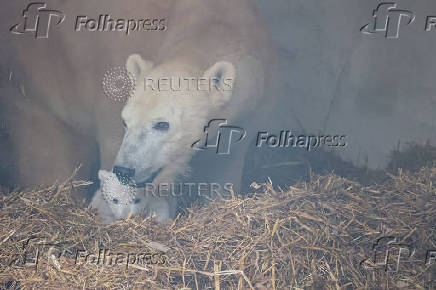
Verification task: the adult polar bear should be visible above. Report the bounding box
[111,2,273,221]
[1,0,272,219]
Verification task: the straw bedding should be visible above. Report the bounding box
[0,154,435,289]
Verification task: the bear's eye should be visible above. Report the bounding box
[122,119,128,129]
[134,198,141,204]
[153,121,169,131]
[112,198,119,204]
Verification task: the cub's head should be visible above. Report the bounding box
[113,54,236,186]
[97,169,146,220]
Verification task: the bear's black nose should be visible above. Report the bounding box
[113,166,135,185]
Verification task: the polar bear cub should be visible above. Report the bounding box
[90,170,170,223]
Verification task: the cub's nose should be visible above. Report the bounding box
[113,166,135,185]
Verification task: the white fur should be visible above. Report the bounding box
[109,1,270,221]
[112,55,238,219]
[90,170,170,223]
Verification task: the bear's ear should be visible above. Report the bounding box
[203,61,236,108]
[126,54,154,80]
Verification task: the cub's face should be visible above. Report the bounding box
[113,54,236,186]
[97,170,146,220]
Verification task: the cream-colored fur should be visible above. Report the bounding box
[1,1,272,217]
[90,170,171,223]
[110,0,272,221]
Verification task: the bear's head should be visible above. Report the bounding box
[96,169,147,221]
[113,54,236,186]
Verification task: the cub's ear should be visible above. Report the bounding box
[126,54,154,80]
[203,61,236,108]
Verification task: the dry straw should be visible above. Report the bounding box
[0,164,435,289]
